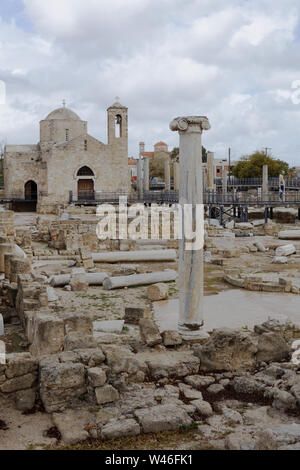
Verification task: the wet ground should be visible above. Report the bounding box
[154,289,300,333]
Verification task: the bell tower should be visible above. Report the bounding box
[107,97,128,156]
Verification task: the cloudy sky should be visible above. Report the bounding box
[1,0,300,165]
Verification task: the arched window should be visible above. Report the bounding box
[115,114,122,138]
[77,166,94,176]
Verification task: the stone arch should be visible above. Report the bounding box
[77,166,94,177]
[24,180,38,201]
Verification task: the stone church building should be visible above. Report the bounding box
[3,98,129,212]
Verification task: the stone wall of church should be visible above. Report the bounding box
[43,134,129,204]
[3,149,47,199]
[40,119,87,143]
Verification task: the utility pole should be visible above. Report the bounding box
[264,147,272,157]
[228,147,231,184]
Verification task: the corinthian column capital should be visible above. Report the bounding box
[169,116,211,133]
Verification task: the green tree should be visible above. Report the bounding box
[232,151,289,178]
[169,146,208,163]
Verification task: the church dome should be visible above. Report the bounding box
[45,107,81,121]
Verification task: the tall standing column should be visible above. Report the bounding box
[143,157,150,192]
[206,151,215,191]
[137,158,144,200]
[170,115,211,340]
[173,162,179,191]
[164,160,171,191]
[222,165,227,200]
[262,165,268,202]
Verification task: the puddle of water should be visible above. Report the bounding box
[154,289,300,333]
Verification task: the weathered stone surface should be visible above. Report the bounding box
[101,418,140,440]
[74,348,105,366]
[256,332,290,363]
[30,314,65,356]
[62,312,93,335]
[184,375,215,389]
[95,385,119,405]
[272,389,297,410]
[5,353,38,379]
[278,230,300,240]
[88,367,106,387]
[256,424,300,450]
[124,306,152,325]
[0,373,36,393]
[137,351,200,379]
[221,406,243,424]
[52,410,91,444]
[40,363,86,413]
[102,345,146,376]
[15,388,36,411]
[93,320,124,334]
[275,244,296,257]
[135,404,192,433]
[207,383,224,395]
[161,330,182,347]
[178,383,203,400]
[64,333,97,351]
[192,400,213,417]
[147,283,169,301]
[195,329,257,371]
[231,376,266,395]
[272,256,288,264]
[139,318,162,347]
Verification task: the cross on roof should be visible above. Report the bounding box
[62,99,66,108]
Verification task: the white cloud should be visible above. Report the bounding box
[0,0,300,165]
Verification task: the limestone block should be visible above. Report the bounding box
[5,352,38,379]
[0,373,36,393]
[62,312,93,335]
[161,330,182,347]
[275,244,296,257]
[30,314,65,356]
[101,345,146,376]
[192,400,213,417]
[15,388,36,411]
[88,367,107,387]
[95,384,119,405]
[101,418,140,440]
[64,332,97,351]
[93,320,124,334]
[147,283,169,301]
[137,351,200,379]
[40,363,86,413]
[139,318,162,347]
[135,404,192,433]
[195,329,258,372]
[70,267,88,292]
[256,424,300,450]
[124,306,152,325]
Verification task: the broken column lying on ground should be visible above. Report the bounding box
[170,115,210,340]
[92,249,177,263]
[103,270,177,290]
